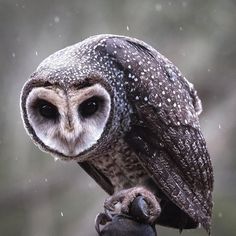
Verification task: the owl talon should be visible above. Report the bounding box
[95,212,112,234]
[104,187,161,224]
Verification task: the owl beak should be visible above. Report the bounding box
[64,117,74,132]
[65,124,74,132]
[62,118,81,141]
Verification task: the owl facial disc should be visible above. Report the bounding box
[24,83,111,159]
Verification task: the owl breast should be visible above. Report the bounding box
[88,138,148,192]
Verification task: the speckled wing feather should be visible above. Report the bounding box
[125,117,213,233]
[101,36,213,233]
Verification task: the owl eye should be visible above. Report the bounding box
[37,99,59,120]
[79,96,102,118]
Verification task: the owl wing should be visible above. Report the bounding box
[91,36,213,232]
[99,36,213,232]
[107,37,213,232]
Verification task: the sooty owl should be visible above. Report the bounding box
[20,34,213,233]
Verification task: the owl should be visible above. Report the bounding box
[20,34,213,234]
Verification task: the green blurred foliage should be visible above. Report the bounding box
[0,0,235,235]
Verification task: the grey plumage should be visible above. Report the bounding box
[20,34,213,233]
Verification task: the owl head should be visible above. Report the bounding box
[20,35,135,161]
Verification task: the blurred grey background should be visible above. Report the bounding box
[0,0,235,235]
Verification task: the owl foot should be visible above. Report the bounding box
[104,187,161,224]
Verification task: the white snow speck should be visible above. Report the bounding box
[12,52,16,58]
[155,4,162,12]
[54,157,59,162]
[182,1,187,7]
[88,182,95,188]
[218,124,221,129]
[54,16,60,23]
[126,25,130,31]
[61,212,64,217]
